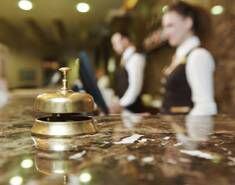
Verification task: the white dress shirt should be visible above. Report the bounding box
[119,46,146,107]
[175,36,217,115]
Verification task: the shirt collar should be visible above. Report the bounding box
[176,36,200,59]
[122,46,136,62]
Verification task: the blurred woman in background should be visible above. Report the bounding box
[160,1,217,115]
[110,31,146,114]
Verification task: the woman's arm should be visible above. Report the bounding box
[120,54,146,107]
[186,48,217,115]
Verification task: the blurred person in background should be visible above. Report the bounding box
[0,44,9,108]
[73,52,109,115]
[110,31,146,114]
[160,1,217,115]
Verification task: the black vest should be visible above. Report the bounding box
[160,50,197,114]
[114,66,143,113]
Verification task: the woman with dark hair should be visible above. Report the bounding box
[110,31,146,114]
[160,1,217,115]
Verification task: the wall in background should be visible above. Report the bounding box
[5,49,43,88]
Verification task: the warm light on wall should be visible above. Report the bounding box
[18,0,33,11]
[76,2,90,13]
[211,5,224,15]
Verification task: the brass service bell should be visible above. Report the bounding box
[31,67,97,151]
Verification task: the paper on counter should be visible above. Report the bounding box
[142,156,154,164]
[114,134,144,144]
[127,155,137,161]
[69,150,86,160]
[163,136,170,140]
[180,150,214,160]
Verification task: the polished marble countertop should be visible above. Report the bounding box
[0,90,235,185]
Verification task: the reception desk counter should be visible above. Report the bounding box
[0,91,235,185]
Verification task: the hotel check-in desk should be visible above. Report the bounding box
[0,90,235,185]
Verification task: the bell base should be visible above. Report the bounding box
[31,115,97,151]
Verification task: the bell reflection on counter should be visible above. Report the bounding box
[35,152,76,175]
[31,67,97,151]
[35,151,92,184]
